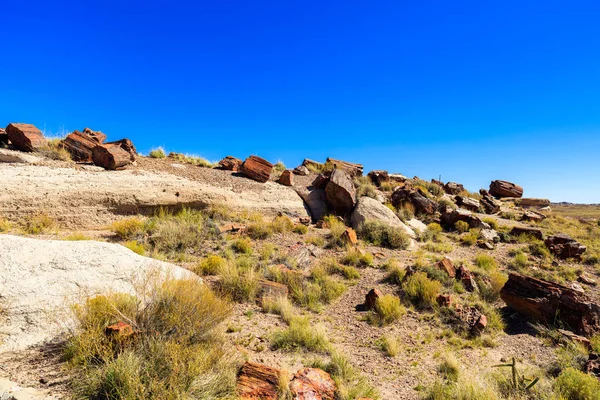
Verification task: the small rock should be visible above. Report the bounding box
[218,156,243,172]
[578,273,597,286]
[290,368,336,400]
[365,288,383,310]
[105,321,134,337]
[277,170,294,186]
[293,165,310,176]
[342,227,358,245]
[436,294,452,307]
[436,257,456,278]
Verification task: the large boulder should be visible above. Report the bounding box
[241,155,273,183]
[296,187,328,222]
[92,144,132,170]
[455,196,480,212]
[0,128,8,146]
[106,138,137,161]
[441,209,489,230]
[367,170,389,186]
[351,196,415,238]
[61,128,106,162]
[325,169,356,215]
[0,234,195,351]
[5,123,47,152]
[391,187,438,215]
[443,182,465,195]
[479,190,501,214]
[489,180,523,198]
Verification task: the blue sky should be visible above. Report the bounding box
[2,1,599,203]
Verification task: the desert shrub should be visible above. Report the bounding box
[455,221,470,233]
[478,271,508,303]
[369,294,406,326]
[554,367,600,400]
[146,208,218,255]
[421,222,443,242]
[359,221,411,250]
[510,252,529,270]
[423,242,454,253]
[23,213,56,234]
[38,138,72,161]
[169,153,214,167]
[402,272,441,308]
[65,277,237,399]
[293,224,308,235]
[123,240,145,255]
[273,161,286,172]
[461,230,479,246]
[378,334,399,357]
[341,247,373,267]
[528,241,552,259]
[437,198,457,211]
[380,181,397,192]
[306,235,325,247]
[354,176,379,199]
[396,202,416,221]
[110,217,144,240]
[383,259,405,285]
[217,262,259,302]
[482,217,499,230]
[195,254,226,275]
[438,354,460,382]
[149,147,166,158]
[262,296,296,324]
[259,243,276,261]
[0,217,12,232]
[309,352,378,400]
[270,215,294,233]
[271,316,330,352]
[230,238,253,255]
[64,232,91,241]
[324,215,347,248]
[246,213,273,239]
[474,254,497,271]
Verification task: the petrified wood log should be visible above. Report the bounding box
[489,180,523,198]
[441,209,488,229]
[237,362,280,400]
[391,187,438,215]
[106,138,136,161]
[241,155,273,183]
[218,156,243,171]
[444,182,465,195]
[500,272,600,337]
[455,196,480,212]
[510,226,543,240]
[5,123,47,152]
[92,144,131,170]
[545,234,586,260]
[326,157,363,177]
[367,170,389,186]
[61,129,106,162]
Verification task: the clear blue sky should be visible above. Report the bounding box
[2,1,599,203]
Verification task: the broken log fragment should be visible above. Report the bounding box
[92,144,131,170]
[241,155,273,183]
[489,180,523,198]
[500,272,600,337]
[6,123,47,152]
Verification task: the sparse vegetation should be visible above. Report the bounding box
[110,217,145,240]
[455,221,470,233]
[368,294,406,326]
[148,147,166,158]
[402,272,441,308]
[123,240,145,255]
[474,254,497,271]
[324,215,347,248]
[378,334,399,357]
[63,232,91,241]
[359,220,411,249]
[355,176,379,199]
[23,213,56,234]
[271,316,330,352]
[341,247,374,267]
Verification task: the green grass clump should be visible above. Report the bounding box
[23,213,56,234]
[273,161,286,172]
[438,354,460,382]
[195,254,226,275]
[455,221,470,233]
[123,240,145,255]
[554,368,600,400]
[421,222,443,242]
[271,316,330,352]
[341,247,374,267]
[293,224,308,235]
[309,353,379,400]
[482,217,499,230]
[0,217,12,232]
[378,334,399,357]
[383,259,405,285]
[510,252,529,270]
[64,232,91,241]
[39,139,73,161]
[402,272,441,308]
[324,215,347,248]
[218,262,259,302]
[230,238,253,255]
[110,217,145,240]
[474,254,497,271]
[461,230,479,246]
[65,277,237,399]
[478,271,508,303]
[369,294,406,326]
[359,220,411,250]
[354,176,379,199]
[148,147,166,158]
[423,242,454,253]
[262,296,296,324]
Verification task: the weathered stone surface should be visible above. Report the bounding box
[406,218,428,234]
[389,173,408,183]
[92,144,131,170]
[296,187,328,222]
[500,272,600,337]
[351,196,415,238]
[456,265,478,292]
[480,228,500,243]
[326,157,363,177]
[293,165,310,176]
[367,170,389,186]
[451,303,486,335]
[437,294,452,307]
[518,198,551,208]
[441,209,489,230]
[0,148,44,163]
[586,353,600,377]
[436,257,456,278]
[105,321,134,337]
[290,368,336,400]
[455,196,480,212]
[557,329,591,349]
[489,180,523,198]
[241,156,274,183]
[365,288,383,310]
[106,138,136,161]
[61,129,106,162]
[342,227,358,245]
[521,210,546,222]
[237,362,280,400]
[443,182,465,195]
[312,174,330,189]
[325,169,357,215]
[510,226,543,240]
[6,123,47,152]
[278,170,293,186]
[545,234,586,260]
[218,156,243,172]
[287,243,322,270]
[391,187,438,215]
[480,191,501,214]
